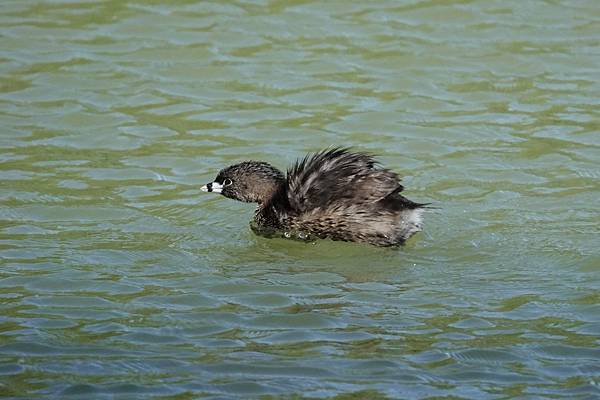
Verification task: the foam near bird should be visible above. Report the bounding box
[202,148,426,247]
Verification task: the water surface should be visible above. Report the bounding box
[1,0,599,398]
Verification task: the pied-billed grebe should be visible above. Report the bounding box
[201,148,426,247]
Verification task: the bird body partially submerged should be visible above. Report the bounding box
[202,148,426,246]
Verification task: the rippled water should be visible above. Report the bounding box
[1,1,599,398]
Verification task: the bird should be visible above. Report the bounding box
[201,148,426,247]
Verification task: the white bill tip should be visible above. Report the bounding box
[201,181,223,193]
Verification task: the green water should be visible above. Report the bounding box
[1,1,599,398]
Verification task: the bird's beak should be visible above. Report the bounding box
[201,181,223,193]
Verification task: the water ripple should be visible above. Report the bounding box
[1,0,599,398]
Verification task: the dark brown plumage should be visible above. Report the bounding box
[201,148,426,247]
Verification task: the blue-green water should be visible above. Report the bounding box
[1,1,599,398]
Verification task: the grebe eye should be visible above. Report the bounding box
[223,178,233,186]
